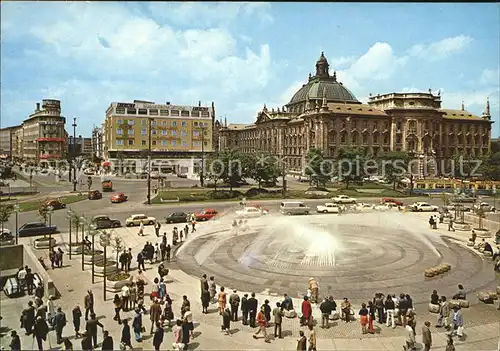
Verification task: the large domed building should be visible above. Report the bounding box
[217,52,493,174]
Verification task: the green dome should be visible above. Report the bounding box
[289,79,360,105]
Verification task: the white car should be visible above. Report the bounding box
[443,203,472,212]
[125,214,157,226]
[411,202,439,212]
[353,203,375,211]
[332,195,357,204]
[473,202,496,212]
[316,203,340,214]
[84,168,95,175]
[373,204,391,211]
[235,207,266,218]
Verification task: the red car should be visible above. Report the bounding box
[110,192,128,203]
[194,208,218,221]
[248,203,270,214]
[381,197,404,206]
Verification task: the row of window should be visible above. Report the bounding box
[116,119,210,127]
[115,139,208,147]
[115,108,210,118]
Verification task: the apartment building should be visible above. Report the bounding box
[103,100,219,174]
[0,125,21,159]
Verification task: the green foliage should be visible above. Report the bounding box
[478,151,500,180]
[337,147,365,189]
[379,151,411,190]
[38,204,49,224]
[205,150,252,191]
[0,204,14,234]
[304,148,332,188]
[248,153,281,188]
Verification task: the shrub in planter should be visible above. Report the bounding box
[33,237,56,249]
[83,249,103,256]
[95,260,117,268]
[107,273,130,282]
[207,190,241,199]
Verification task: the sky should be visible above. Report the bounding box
[1,2,499,137]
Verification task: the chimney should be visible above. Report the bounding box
[198,101,201,107]
[166,102,170,105]
[36,103,40,111]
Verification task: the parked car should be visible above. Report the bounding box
[84,169,95,175]
[410,202,439,212]
[247,204,269,214]
[125,214,156,226]
[150,171,160,179]
[473,202,496,212]
[165,212,189,224]
[235,207,265,218]
[43,198,67,210]
[316,203,340,214]
[0,230,15,246]
[280,201,310,215]
[18,222,58,237]
[92,215,121,229]
[381,197,404,207]
[194,209,218,221]
[331,195,357,204]
[102,180,113,192]
[352,203,375,211]
[110,192,128,203]
[88,190,103,200]
[443,203,472,212]
[177,173,188,178]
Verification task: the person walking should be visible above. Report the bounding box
[405,323,416,350]
[47,295,56,327]
[33,316,49,351]
[57,248,64,267]
[308,278,319,304]
[320,297,332,329]
[121,284,130,312]
[359,303,369,334]
[101,330,114,351]
[63,338,73,351]
[229,289,240,321]
[129,283,137,310]
[126,248,133,272]
[81,331,92,351]
[247,292,258,328]
[273,302,283,339]
[113,294,122,324]
[183,306,194,339]
[448,217,455,231]
[301,296,312,326]
[154,221,161,237]
[132,309,143,342]
[85,313,104,348]
[218,287,227,315]
[72,304,82,338]
[137,252,146,271]
[54,306,67,344]
[150,299,162,334]
[160,241,167,261]
[221,307,231,335]
[121,320,133,350]
[172,319,184,351]
[308,324,317,351]
[153,323,164,351]
[22,301,36,335]
[451,306,464,337]
[200,274,210,314]
[166,244,171,262]
[9,330,21,351]
[422,321,432,351]
[296,330,307,351]
[84,290,94,321]
[252,306,270,343]
[437,296,450,329]
[385,294,396,328]
[209,276,217,303]
[367,301,376,334]
[241,293,249,325]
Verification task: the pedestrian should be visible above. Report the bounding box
[160,241,166,261]
[132,309,143,342]
[137,251,146,271]
[263,299,271,326]
[121,284,130,312]
[9,330,21,351]
[191,217,196,233]
[17,266,27,292]
[121,320,133,350]
[166,244,171,262]
[308,324,317,351]
[155,243,160,262]
[33,316,49,351]
[405,323,416,350]
[35,283,44,300]
[229,289,240,321]
[150,299,162,334]
[451,306,464,337]
[241,293,249,325]
[301,296,312,326]
[445,335,455,351]
[172,319,184,351]
[422,321,432,351]
[218,286,227,315]
[101,330,114,351]
[437,296,450,329]
[308,278,319,303]
[129,283,137,310]
[85,313,103,348]
[63,337,73,350]
[47,295,56,327]
[21,301,36,335]
[273,302,283,339]
[184,225,189,240]
[81,331,92,351]
[252,306,270,342]
[127,248,133,272]
[448,217,455,231]
[385,294,396,328]
[158,278,166,299]
[25,268,35,295]
[296,330,307,351]
[57,248,64,267]
[153,323,164,351]
[209,276,217,303]
[183,306,194,339]
[200,274,210,314]
[374,293,386,323]
[72,304,82,338]
[359,303,369,334]
[221,307,231,335]
[182,315,191,348]
[247,292,258,328]
[84,290,94,321]
[113,294,122,323]
[54,306,67,344]
[119,250,128,272]
[154,221,161,237]
[50,249,57,269]
[367,300,376,334]
[320,298,332,328]
[138,221,144,236]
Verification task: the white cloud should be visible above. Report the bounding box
[279,81,305,105]
[408,35,473,61]
[479,68,500,86]
[328,56,356,69]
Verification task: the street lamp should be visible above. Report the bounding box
[99,231,111,300]
[200,125,206,187]
[147,118,152,205]
[72,118,78,192]
[66,209,74,259]
[13,203,20,245]
[47,206,54,255]
[79,216,86,271]
[492,187,497,211]
[89,223,97,284]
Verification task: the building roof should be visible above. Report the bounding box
[225,124,250,130]
[440,109,486,121]
[327,103,387,116]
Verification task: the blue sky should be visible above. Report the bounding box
[1,2,499,137]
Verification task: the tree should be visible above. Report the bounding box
[337,147,365,189]
[116,152,125,175]
[210,150,250,192]
[0,204,13,237]
[69,211,82,243]
[478,151,500,181]
[110,234,125,269]
[379,151,411,190]
[205,153,225,192]
[475,207,487,230]
[304,148,332,188]
[38,203,49,224]
[249,153,281,188]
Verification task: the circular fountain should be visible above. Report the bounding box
[177,211,497,303]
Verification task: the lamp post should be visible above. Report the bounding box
[99,231,111,300]
[47,206,54,255]
[492,187,497,211]
[13,203,20,245]
[200,125,205,187]
[80,216,86,271]
[147,118,152,205]
[72,118,78,192]
[89,223,97,284]
[66,209,74,259]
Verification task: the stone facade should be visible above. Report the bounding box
[218,53,493,174]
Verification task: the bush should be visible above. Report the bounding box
[206,190,242,199]
[107,273,130,281]
[245,188,269,197]
[305,186,329,192]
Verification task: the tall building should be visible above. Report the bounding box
[91,125,105,159]
[219,52,494,175]
[103,100,217,174]
[0,125,21,159]
[13,99,67,164]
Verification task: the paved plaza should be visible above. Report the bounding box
[1,210,499,350]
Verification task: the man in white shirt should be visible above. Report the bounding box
[182,306,194,339]
[121,284,130,312]
[17,266,27,292]
[405,324,416,350]
[46,295,56,326]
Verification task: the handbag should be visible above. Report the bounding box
[457,325,464,337]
